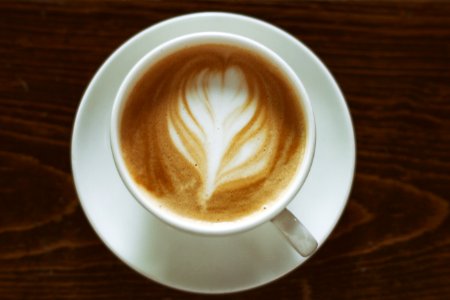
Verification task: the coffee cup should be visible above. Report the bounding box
[110,32,318,256]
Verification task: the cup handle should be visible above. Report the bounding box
[271,209,318,257]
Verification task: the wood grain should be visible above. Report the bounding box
[1,0,449,299]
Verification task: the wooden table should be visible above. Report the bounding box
[1,1,449,299]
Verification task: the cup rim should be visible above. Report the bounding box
[110,31,316,236]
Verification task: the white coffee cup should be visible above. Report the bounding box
[110,32,318,256]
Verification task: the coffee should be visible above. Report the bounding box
[119,43,307,222]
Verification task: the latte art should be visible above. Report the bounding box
[168,66,276,206]
[120,44,307,222]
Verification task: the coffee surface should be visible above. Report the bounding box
[120,44,307,222]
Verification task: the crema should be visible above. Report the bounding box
[120,44,307,222]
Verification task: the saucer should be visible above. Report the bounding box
[71,12,356,294]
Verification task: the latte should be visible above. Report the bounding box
[119,43,307,222]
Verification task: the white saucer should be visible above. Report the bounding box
[71,12,355,294]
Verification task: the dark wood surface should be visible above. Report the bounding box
[1,0,449,299]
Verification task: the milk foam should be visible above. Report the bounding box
[120,44,306,222]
